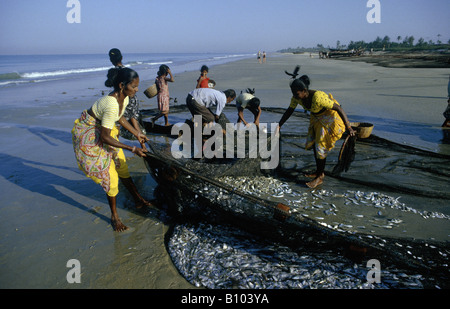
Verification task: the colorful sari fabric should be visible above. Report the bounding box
[72,110,129,196]
[306,108,345,159]
[290,91,345,160]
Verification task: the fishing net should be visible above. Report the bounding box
[141,105,450,288]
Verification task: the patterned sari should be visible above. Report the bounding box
[72,110,121,194]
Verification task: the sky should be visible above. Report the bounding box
[0,0,449,55]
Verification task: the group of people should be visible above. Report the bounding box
[72,48,357,232]
[188,66,262,132]
[257,51,266,63]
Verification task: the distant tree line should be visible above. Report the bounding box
[279,35,450,53]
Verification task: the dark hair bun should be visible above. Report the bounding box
[299,75,310,88]
[105,67,139,91]
[105,68,119,88]
[108,48,123,66]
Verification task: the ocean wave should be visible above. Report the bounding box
[0,78,63,87]
[0,60,174,83]
[21,66,111,79]
[128,60,173,66]
[0,53,255,88]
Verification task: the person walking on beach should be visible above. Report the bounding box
[72,67,152,232]
[196,65,211,89]
[152,64,174,126]
[108,48,147,141]
[276,75,356,189]
[236,88,262,128]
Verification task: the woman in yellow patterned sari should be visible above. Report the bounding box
[277,75,356,188]
[72,67,151,232]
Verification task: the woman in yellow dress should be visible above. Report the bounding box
[72,67,151,232]
[277,75,356,188]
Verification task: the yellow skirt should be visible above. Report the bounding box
[72,111,130,197]
[305,109,345,160]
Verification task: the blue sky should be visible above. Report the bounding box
[0,0,449,55]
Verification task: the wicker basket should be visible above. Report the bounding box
[350,122,374,139]
[144,84,158,98]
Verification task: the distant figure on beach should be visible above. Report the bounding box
[443,75,450,128]
[262,51,266,63]
[257,51,262,63]
[152,64,174,126]
[196,65,211,89]
[236,88,262,128]
[186,88,236,132]
[108,48,147,140]
[277,75,356,189]
[72,67,153,232]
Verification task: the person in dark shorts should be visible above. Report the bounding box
[236,88,262,128]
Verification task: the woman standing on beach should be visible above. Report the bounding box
[152,64,174,126]
[72,67,152,232]
[277,75,356,189]
[108,48,147,141]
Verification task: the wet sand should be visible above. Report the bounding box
[0,53,449,290]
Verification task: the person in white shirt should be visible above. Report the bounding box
[186,88,236,126]
[236,88,262,127]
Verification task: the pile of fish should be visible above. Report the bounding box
[162,174,449,289]
[168,222,435,289]
[217,176,450,239]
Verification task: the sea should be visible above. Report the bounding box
[0,52,255,108]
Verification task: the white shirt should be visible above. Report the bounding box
[92,95,129,129]
[236,93,255,110]
[189,88,227,116]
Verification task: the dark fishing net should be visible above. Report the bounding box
[332,135,357,176]
[141,105,450,288]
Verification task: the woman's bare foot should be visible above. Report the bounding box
[111,216,128,232]
[306,174,324,189]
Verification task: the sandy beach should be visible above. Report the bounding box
[0,53,449,290]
